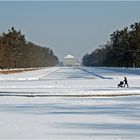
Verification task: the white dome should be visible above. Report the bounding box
[64,54,75,59]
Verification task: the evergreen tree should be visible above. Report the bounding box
[0,27,58,68]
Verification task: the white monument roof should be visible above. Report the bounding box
[64,54,75,59]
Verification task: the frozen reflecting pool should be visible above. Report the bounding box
[0,96,140,139]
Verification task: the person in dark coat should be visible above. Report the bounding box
[124,77,129,88]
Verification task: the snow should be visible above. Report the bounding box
[0,96,140,139]
[0,66,140,139]
[0,66,140,96]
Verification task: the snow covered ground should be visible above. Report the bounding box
[0,66,140,96]
[0,66,140,139]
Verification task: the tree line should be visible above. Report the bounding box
[0,27,58,69]
[82,22,140,67]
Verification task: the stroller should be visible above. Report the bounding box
[117,81,124,88]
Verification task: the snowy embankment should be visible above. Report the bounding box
[0,66,140,96]
[101,67,140,75]
[0,67,59,80]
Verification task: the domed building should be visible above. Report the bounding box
[63,54,76,67]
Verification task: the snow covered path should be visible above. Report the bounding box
[0,67,140,96]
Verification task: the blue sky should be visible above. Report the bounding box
[0,1,140,60]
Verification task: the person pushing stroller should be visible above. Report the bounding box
[123,77,129,88]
